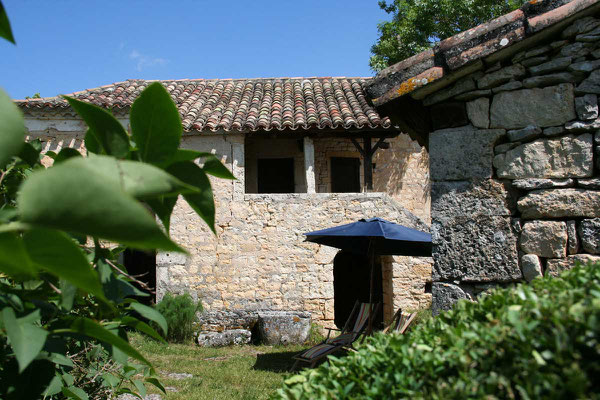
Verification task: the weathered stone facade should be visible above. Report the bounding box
[21,112,432,331]
[368,0,600,314]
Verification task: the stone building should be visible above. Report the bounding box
[17,77,431,330]
[367,0,600,313]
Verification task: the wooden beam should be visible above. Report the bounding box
[363,136,373,191]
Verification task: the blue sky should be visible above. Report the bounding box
[1,1,390,100]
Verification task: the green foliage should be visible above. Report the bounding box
[306,323,326,346]
[1,18,234,397]
[369,0,522,71]
[0,1,14,44]
[276,262,600,399]
[154,293,203,343]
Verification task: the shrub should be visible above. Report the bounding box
[276,262,600,399]
[155,293,202,343]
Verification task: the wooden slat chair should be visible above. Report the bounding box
[291,301,380,370]
[383,308,417,335]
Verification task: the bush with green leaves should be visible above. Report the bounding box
[154,293,202,343]
[276,262,600,399]
[0,5,234,398]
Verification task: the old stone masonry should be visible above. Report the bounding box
[429,14,600,311]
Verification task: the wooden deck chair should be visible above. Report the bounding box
[291,301,380,370]
[383,308,417,335]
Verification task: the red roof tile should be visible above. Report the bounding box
[17,78,392,133]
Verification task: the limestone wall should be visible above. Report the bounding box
[314,134,430,222]
[21,115,432,328]
[425,14,600,313]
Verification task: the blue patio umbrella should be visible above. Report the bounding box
[304,218,432,328]
[304,217,432,257]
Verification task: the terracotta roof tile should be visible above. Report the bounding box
[17,77,392,133]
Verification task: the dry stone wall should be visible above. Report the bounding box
[427,14,600,314]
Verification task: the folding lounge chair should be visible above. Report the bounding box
[291,301,380,370]
[383,308,416,335]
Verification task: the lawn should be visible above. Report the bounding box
[129,334,307,400]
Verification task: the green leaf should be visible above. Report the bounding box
[130,82,182,165]
[0,232,38,279]
[84,128,101,155]
[18,140,42,167]
[23,229,105,300]
[167,148,206,164]
[146,196,178,233]
[167,161,215,233]
[68,318,153,367]
[82,155,197,198]
[62,386,89,400]
[129,302,168,336]
[0,1,15,44]
[203,155,235,179]
[0,88,25,168]
[102,373,120,388]
[59,279,77,311]
[121,316,166,343]
[43,375,63,397]
[18,157,183,252]
[2,308,48,372]
[64,96,130,158]
[145,377,166,393]
[53,147,82,164]
[133,379,147,399]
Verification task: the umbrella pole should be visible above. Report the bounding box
[367,240,375,335]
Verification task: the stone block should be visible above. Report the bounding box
[431,179,514,220]
[454,89,492,101]
[156,251,187,266]
[522,73,580,89]
[430,127,505,181]
[518,189,600,219]
[569,60,600,74]
[490,84,576,129]
[197,329,252,347]
[567,220,579,255]
[564,119,600,132]
[559,42,591,57]
[577,69,600,94]
[562,16,600,38]
[578,218,600,254]
[546,254,600,277]
[432,216,521,282]
[542,126,566,137]
[507,125,541,142]
[575,94,598,120]
[578,178,600,189]
[492,81,523,94]
[431,282,471,316]
[431,102,469,130]
[521,56,549,67]
[477,64,526,89]
[520,220,567,258]
[495,134,593,179]
[257,311,310,345]
[466,98,490,128]
[494,142,520,154]
[528,57,572,75]
[512,178,574,190]
[521,254,543,282]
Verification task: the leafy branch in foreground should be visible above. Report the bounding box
[0,77,234,398]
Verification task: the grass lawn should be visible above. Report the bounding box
[130,334,307,400]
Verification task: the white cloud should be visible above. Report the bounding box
[129,49,168,72]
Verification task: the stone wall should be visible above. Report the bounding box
[426,14,600,313]
[163,134,432,328]
[314,134,430,222]
[22,115,433,328]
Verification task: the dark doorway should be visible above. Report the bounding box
[257,158,295,193]
[331,157,360,193]
[332,251,383,330]
[123,249,156,304]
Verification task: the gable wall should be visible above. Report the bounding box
[405,13,600,313]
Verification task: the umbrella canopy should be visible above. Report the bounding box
[304,218,432,257]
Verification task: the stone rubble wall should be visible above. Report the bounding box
[21,124,432,329]
[427,14,600,314]
[314,135,430,223]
